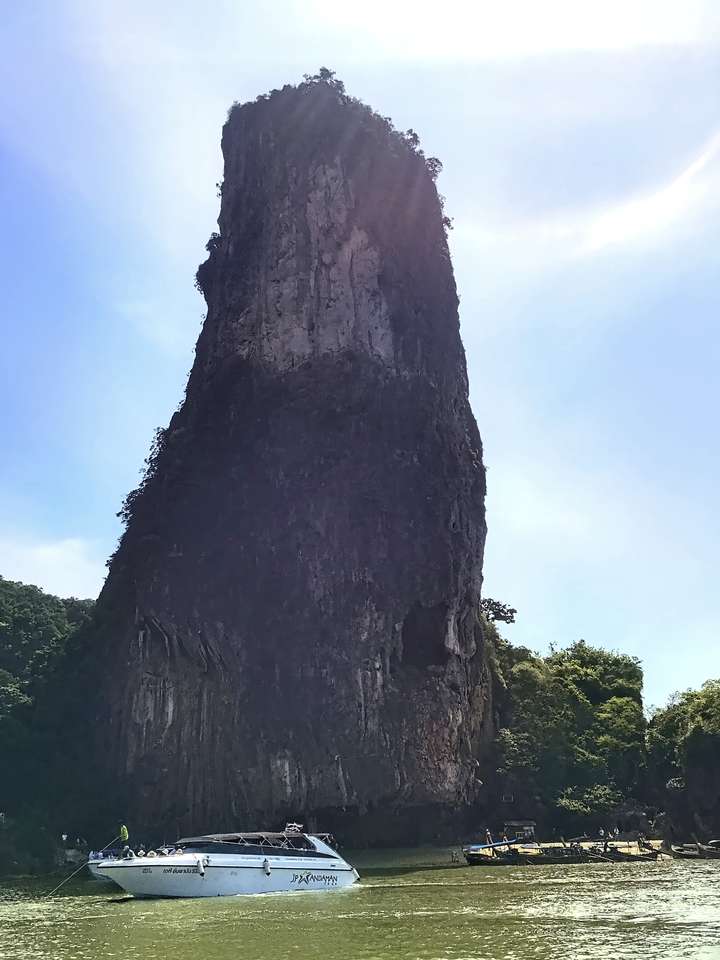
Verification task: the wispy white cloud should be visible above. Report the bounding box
[453,128,720,299]
[486,454,690,571]
[310,0,719,61]
[583,131,720,253]
[0,536,105,599]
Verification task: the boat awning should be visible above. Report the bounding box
[176,831,318,849]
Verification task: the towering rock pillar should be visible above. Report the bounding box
[92,78,490,840]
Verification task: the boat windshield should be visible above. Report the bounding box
[174,832,336,858]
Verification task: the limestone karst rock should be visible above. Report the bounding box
[89,78,491,841]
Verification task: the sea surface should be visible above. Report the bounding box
[1,847,719,960]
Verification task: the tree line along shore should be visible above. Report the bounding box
[1,575,718,873]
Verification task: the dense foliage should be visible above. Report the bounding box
[0,577,93,720]
[647,680,720,782]
[490,627,648,830]
[646,681,720,835]
[0,578,95,870]
[0,576,94,782]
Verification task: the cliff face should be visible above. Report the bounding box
[91,80,490,841]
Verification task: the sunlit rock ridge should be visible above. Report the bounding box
[91,77,491,842]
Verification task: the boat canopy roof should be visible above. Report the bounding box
[176,831,326,849]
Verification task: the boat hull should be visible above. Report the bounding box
[604,849,658,863]
[464,851,529,866]
[87,860,120,885]
[96,853,359,898]
[463,844,589,866]
[669,844,720,860]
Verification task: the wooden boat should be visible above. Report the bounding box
[463,842,591,866]
[669,844,702,860]
[531,845,592,865]
[462,839,524,866]
[601,845,659,863]
[672,842,720,860]
[464,849,524,866]
[464,837,663,867]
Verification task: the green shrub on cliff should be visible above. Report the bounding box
[0,669,30,716]
[556,783,624,820]
[492,634,647,826]
[648,680,720,786]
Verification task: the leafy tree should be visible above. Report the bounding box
[590,696,646,793]
[556,783,623,824]
[481,598,517,624]
[648,681,720,789]
[425,157,443,180]
[0,577,94,798]
[302,67,346,95]
[491,634,647,828]
[117,426,167,528]
[404,128,420,150]
[547,640,643,706]
[685,680,720,736]
[645,680,720,835]
[0,668,30,718]
[0,577,92,692]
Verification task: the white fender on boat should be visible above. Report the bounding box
[196,855,208,877]
[263,857,271,876]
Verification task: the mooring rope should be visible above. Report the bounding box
[45,833,121,897]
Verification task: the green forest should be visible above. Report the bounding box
[0,577,95,869]
[1,575,718,871]
[0,577,93,716]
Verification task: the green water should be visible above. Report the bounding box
[2,848,719,960]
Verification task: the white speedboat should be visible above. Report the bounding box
[94,828,359,898]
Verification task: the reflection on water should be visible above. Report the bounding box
[1,847,719,960]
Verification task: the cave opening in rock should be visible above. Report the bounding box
[401,602,450,668]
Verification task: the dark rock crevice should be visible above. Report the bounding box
[400,602,451,669]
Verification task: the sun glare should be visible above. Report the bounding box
[310,0,712,60]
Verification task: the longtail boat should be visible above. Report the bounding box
[463,839,662,866]
[463,841,591,866]
[669,842,720,860]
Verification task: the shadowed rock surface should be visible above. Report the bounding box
[88,79,491,843]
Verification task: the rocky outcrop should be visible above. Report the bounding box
[88,78,490,842]
[662,740,720,841]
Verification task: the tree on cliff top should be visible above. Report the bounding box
[232,69,449,205]
[481,598,517,624]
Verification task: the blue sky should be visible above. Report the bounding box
[1,1,719,707]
